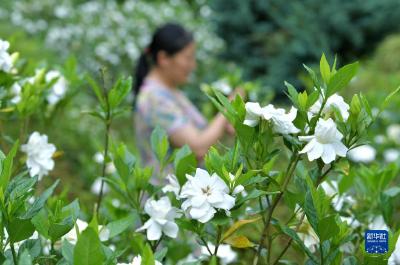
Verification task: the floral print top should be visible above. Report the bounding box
[134,78,207,178]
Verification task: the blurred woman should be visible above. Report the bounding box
[134,23,239,169]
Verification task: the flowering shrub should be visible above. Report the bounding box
[1,40,400,265]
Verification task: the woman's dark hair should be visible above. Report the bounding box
[133,23,194,102]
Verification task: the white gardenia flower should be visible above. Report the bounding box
[93,152,105,164]
[180,168,236,223]
[117,255,162,265]
[388,236,400,265]
[45,70,68,105]
[0,39,13,73]
[10,82,22,104]
[262,105,300,134]
[299,118,348,164]
[200,243,237,265]
[309,94,350,121]
[243,102,263,127]
[347,144,376,163]
[63,219,110,244]
[387,124,400,144]
[136,196,180,241]
[21,132,56,179]
[162,174,181,198]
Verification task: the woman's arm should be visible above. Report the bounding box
[168,113,228,160]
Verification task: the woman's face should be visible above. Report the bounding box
[160,42,196,86]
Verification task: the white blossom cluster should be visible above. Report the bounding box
[137,168,242,242]
[244,93,350,164]
[1,0,223,74]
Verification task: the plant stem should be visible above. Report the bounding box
[10,242,17,265]
[200,237,213,256]
[253,155,299,265]
[96,68,111,217]
[272,212,306,265]
[214,226,222,256]
[270,164,334,264]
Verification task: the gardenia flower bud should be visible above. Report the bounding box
[180,168,236,223]
[299,118,348,164]
[21,131,56,179]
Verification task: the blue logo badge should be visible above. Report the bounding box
[365,230,388,254]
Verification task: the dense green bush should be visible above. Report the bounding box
[209,0,400,94]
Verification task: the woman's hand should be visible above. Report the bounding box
[225,122,236,135]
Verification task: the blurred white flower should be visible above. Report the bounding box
[262,105,300,134]
[384,149,400,163]
[93,152,105,164]
[10,82,22,104]
[91,177,109,195]
[212,79,232,95]
[21,132,56,179]
[388,236,400,265]
[0,39,13,73]
[162,174,180,198]
[243,102,263,127]
[340,216,361,229]
[136,196,180,241]
[63,219,110,244]
[374,135,386,144]
[180,168,235,223]
[387,124,400,144]
[200,243,237,264]
[299,118,348,164]
[309,94,350,121]
[45,70,67,105]
[368,216,389,231]
[347,145,376,163]
[105,162,116,174]
[117,255,162,265]
[320,180,355,211]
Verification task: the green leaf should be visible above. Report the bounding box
[18,239,41,260]
[303,64,320,88]
[73,228,105,265]
[384,187,400,197]
[326,62,359,97]
[284,81,299,107]
[106,213,137,238]
[174,145,197,186]
[108,77,132,109]
[0,140,19,189]
[276,222,317,262]
[141,244,155,265]
[61,240,74,265]
[304,191,319,233]
[298,91,308,111]
[320,53,331,84]
[8,218,35,243]
[20,180,59,219]
[86,76,106,110]
[18,250,32,265]
[113,144,136,182]
[150,126,169,166]
[380,85,400,112]
[317,215,340,242]
[235,189,280,207]
[221,216,261,241]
